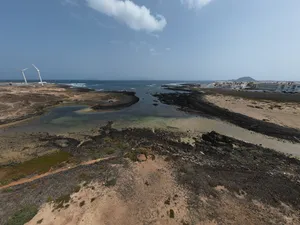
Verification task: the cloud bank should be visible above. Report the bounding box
[86,0,167,32]
[181,0,213,9]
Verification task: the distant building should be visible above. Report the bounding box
[276,82,300,93]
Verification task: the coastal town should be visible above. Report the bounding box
[205,81,300,93]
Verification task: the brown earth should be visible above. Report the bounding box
[0,84,139,126]
[205,94,300,130]
[1,124,300,224]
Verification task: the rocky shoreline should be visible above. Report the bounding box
[0,84,139,126]
[154,92,300,143]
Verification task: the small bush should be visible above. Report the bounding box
[73,185,81,193]
[79,201,85,207]
[169,209,175,218]
[6,206,38,225]
[105,178,117,187]
[53,194,71,210]
[105,148,115,155]
[46,196,53,202]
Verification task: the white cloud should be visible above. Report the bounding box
[165,47,171,51]
[149,48,161,56]
[86,0,167,32]
[180,0,213,9]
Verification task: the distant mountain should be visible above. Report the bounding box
[235,77,256,82]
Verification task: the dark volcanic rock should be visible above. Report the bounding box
[154,92,300,143]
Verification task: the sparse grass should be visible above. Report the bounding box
[53,194,71,210]
[105,178,117,187]
[73,185,81,193]
[124,151,138,161]
[169,209,175,218]
[79,201,85,207]
[2,187,13,193]
[164,197,170,205]
[104,148,115,155]
[0,151,71,186]
[52,185,82,210]
[78,172,91,181]
[102,137,112,143]
[6,206,38,225]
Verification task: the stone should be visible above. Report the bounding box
[137,154,147,162]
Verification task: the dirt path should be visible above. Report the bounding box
[0,156,117,190]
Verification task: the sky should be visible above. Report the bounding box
[0,0,300,81]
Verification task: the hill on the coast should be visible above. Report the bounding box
[235,76,256,82]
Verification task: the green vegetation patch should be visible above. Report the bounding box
[6,206,38,225]
[0,151,71,186]
[53,185,81,210]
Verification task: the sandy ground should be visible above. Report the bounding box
[26,153,300,225]
[205,94,300,130]
[26,157,195,225]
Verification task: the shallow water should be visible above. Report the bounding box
[114,116,300,157]
[0,80,192,134]
[1,80,300,157]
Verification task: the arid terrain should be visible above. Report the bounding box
[0,84,139,126]
[1,86,300,225]
[1,123,300,225]
[205,94,300,129]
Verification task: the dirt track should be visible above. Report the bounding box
[154,92,300,143]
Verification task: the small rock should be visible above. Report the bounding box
[137,154,147,162]
[55,139,69,148]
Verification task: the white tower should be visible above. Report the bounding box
[21,68,28,85]
[32,64,43,86]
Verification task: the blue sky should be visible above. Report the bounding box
[0,0,300,80]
